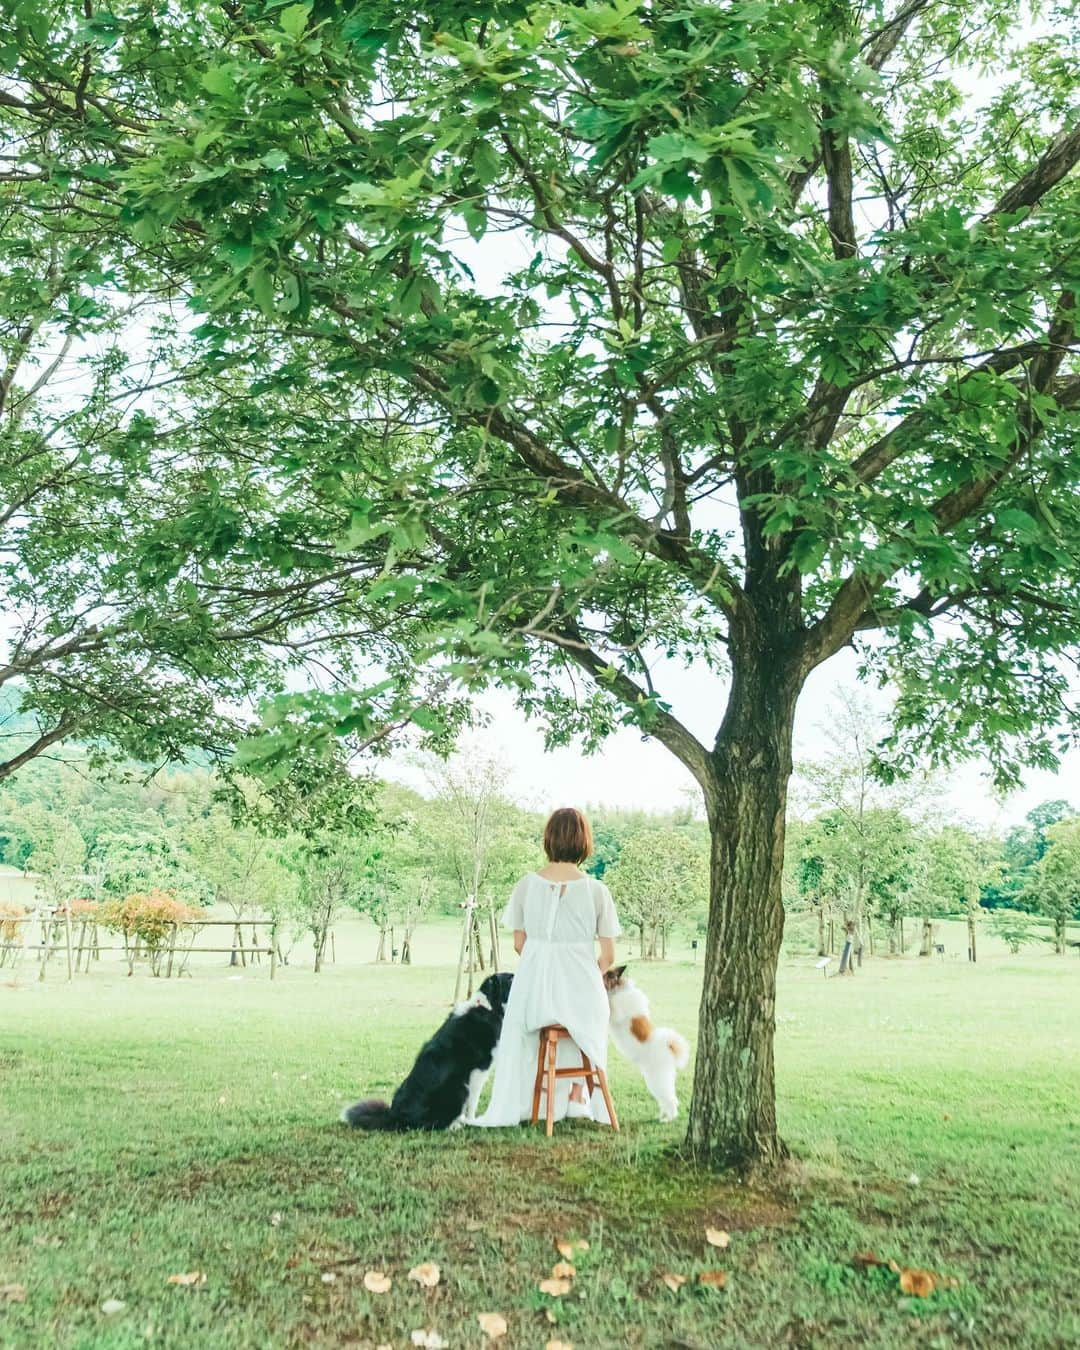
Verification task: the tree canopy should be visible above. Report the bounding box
[3,0,1079,1166]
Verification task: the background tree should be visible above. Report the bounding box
[606,826,708,959]
[7,0,1080,1168]
[1025,818,1080,955]
[925,828,988,963]
[985,800,1077,910]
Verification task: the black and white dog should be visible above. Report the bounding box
[340,971,513,1131]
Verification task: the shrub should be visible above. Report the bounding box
[99,890,202,974]
[0,902,28,943]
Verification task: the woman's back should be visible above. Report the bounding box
[509,873,619,947]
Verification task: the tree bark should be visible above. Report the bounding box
[920,918,933,956]
[816,905,826,957]
[686,647,801,1171]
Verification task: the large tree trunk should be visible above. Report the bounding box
[686,650,800,1171]
[920,918,933,956]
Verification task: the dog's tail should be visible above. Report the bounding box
[340,1098,398,1130]
[664,1031,691,1071]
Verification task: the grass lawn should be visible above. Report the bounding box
[2,916,1079,1349]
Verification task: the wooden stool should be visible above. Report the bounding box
[530,1025,619,1137]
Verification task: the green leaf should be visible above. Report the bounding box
[278,3,312,39]
[661,236,682,263]
[200,67,235,98]
[249,266,275,315]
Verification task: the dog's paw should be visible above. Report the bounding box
[448,1117,466,1131]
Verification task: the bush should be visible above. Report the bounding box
[0,901,28,943]
[99,890,202,974]
[989,910,1034,955]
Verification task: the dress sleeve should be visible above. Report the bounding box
[593,881,622,938]
[500,876,528,931]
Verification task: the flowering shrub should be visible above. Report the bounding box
[99,890,202,968]
[0,902,28,943]
[66,898,101,920]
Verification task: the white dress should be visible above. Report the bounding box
[473,872,622,1128]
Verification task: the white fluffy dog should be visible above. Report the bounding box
[604,965,690,1122]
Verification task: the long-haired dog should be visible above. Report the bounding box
[341,971,513,1131]
[603,965,690,1122]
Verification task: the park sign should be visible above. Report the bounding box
[2,0,1078,1167]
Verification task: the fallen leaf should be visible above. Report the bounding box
[698,1270,727,1288]
[545,1342,574,1350]
[1,1284,26,1303]
[538,1277,572,1296]
[943,1113,952,1121]
[555,1238,589,1258]
[166,1272,205,1287]
[100,1298,126,1315]
[364,1270,392,1294]
[661,1272,686,1292]
[852,1251,887,1268]
[898,1267,937,1298]
[408,1262,441,1288]
[410,1332,448,1350]
[545,1308,557,1323]
[477,1311,508,1338]
[550,1260,575,1279]
[705,1227,731,1248]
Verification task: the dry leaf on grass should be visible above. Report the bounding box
[852,1251,887,1269]
[408,1262,441,1288]
[698,1270,727,1288]
[1,1284,27,1303]
[705,1227,730,1248]
[100,1298,126,1315]
[550,1261,575,1279]
[545,1341,574,1350]
[538,1277,573,1296]
[166,1272,205,1287]
[661,1272,687,1292]
[555,1238,589,1259]
[477,1311,508,1338]
[410,1331,448,1350]
[363,1270,392,1294]
[898,1268,937,1298]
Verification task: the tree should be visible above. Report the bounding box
[1026,818,1080,955]
[989,910,1035,955]
[987,800,1076,909]
[925,828,988,963]
[420,747,534,996]
[8,1,1080,1168]
[606,827,708,959]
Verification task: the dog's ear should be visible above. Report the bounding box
[604,964,628,988]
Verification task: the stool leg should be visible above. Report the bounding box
[596,1067,619,1131]
[580,1051,598,1094]
[530,1031,546,1125]
[545,1032,557,1137]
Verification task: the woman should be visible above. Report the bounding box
[473,806,621,1127]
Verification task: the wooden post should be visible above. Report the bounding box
[453,895,475,1004]
[269,922,278,980]
[63,899,74,981]
[165,922,178,979]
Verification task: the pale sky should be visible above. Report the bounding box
[382,652,1080,831]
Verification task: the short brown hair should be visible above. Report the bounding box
[543,807,593,864]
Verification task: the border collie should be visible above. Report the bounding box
[603,965,690,1122]
[340,971,513,1131]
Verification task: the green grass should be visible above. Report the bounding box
[2,917,1079,1349]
